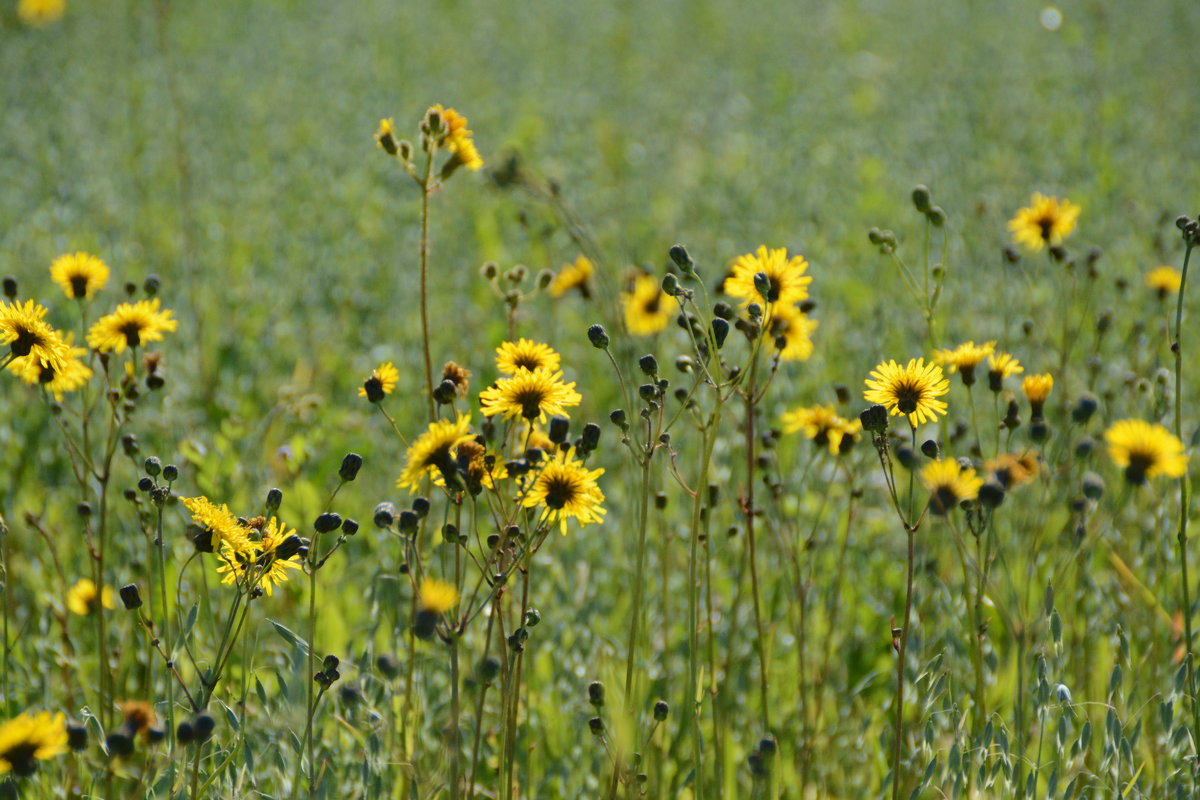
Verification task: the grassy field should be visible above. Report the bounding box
[3,0,1200,797]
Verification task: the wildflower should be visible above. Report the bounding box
[49,252,110,300]
[447,439,508,492]
[863,358,950,427]
[427,104,484,171]
[780,405,857,454]
[181,496,253,555]
[1008,192,1081,251]
[118,701,157,740]
[441,361,471,397]
[216,517,302,596]
[87,299,177,353]
[621,273,672,336]
[933,340,996,387]
[17,0,65,27]
[1022,373,1054,417]
[419,578,460,614]
[0,711,68,777]
[723,245,812,308]
[550,256,594,298]
[375,118,399,156]
[1105,419,1188,485]
[7,337,92,401]
[495,339,561,375]
[66,579,115,616]
[987,452,1040,489]
[359,361,399,402]
[480,368,582,423]
[767,304,819,361]
[1146,266,1183,298]
[0,300,69,371]
[396,414,474,490]
[521,448,606,533]
[921,459,983,515]
[986,351,1023,391]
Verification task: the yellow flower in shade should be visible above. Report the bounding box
[723,245,812,308]
[0,300,69,372]
[621,273,672,336]
[781,405,860,454]
[87,299,177,353]
[550,256,594,298]
[495,339,561,375]
[66,579,115,616]
[17,0,65,27]
[375,118,399,156]
[7,337,92,401]
[119,700,157,740]
[522,448,606,533]
[986,351,1023,391]
[864,358,950,427]
[1022,373,1054,416]
[438,439,508,491]
[397,414,475,490]
[419,578,460,614]
[480,368,582,423]
[986,452,1040,489]
[216,517,302,596]
[1008,192,1081,251]
[933,340,996,386]
[921,459,984,515]
[181,496,254,555]
[359,361,399,402]
[0,711,67,777]
[49,252,110,299]
[1105,419,1188,485]
[1146,266,1183,297]
[428,104,484,171]
[767,304,819,362]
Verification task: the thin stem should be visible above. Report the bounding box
[744,351,771,733]
[419,154,436,423]
[891,527,916,800]
[1174,242,1199,771]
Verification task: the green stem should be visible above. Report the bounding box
[891,527,916,800]
[419,155,436,423]
[1174,242,1199,772]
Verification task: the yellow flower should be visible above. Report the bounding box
[49,252,110,299]
[87,299,177,353]
[1105,419,1188,485]
[66,578,115,616]
[7,337,92,401]
[495,339,561,375]
[437,439,508,491]
[419,578,459,614]
[0,711,67,777]
[621,273,672,336]
[480,368,582,423]
[986,452,1040,489]
[986,352,1023,391]
[181,496,254,555]
[933,340,996,386]
[17,0,65,27]
[863,358,950,427]
[767,304,818,362]
[375,118,399,156]
[921,459,983,515]
[723,245,812,308]
[521,448,606,533]
[1008,192,1081,251]
[780,405,859,454]
[1146,266,1183,297]
[0,300,69,372]
[396,414,475,490]
[550,256,594,298]
[428,104,484,171]
[359,361,399,402]
[1022,373,1054,416]
[216,517,302,596]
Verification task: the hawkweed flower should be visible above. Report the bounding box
[87,299,177,353]
[781,404,857,454]
[0,711,67,777]
[1022,373,1054,417]
[621,273,672,336]
[1105,419,1188,485]
[118,701,157,741]
[521,448,606,533]
[216,517,302,596]
[723,245,812,308]
[441,361,472,397]
[766,304,818,361]
[426,104,484,171]
[0,300,69,371]
[987,452,1040,489]
[495,339,561,375]
[1008,192,1081,251]
[181,496,254,555]
[374,118,399,156]
[359,361,399,402]
[480,368,582,423]
[933,340,996,387]
[66,578,115,616]
[49,252,110,299]
[986,351,1023,392]
[7,337,92,401]
[17,0,65,26]
[921,459,983,515]
[415,578,459,640]
[550,255,594,298]
[1146,265,1183,298]
[397,414,474,490]
[863,358,950,427]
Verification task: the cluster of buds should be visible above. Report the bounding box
[315,654,341,689]
[1178,214,1200,247]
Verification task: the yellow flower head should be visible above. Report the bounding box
[1105,419,1188,485]
[17,0,65,27]
[1146,266,1183,297]
[933,340,996,386]
[621,273,672,336]
[66,578,115,616]
[119,700,157,740]
[864,358,950,427]
[781,404,860,454]
[0,711,67,777]
[480,368,582,423]
[375,118,399,157]
[550,256,594,298]
[723,245,812,309]
[427,104,484,171]
[397,414,475,490]
[1022,373,1054,416]
[419,578,460,614]
[359,361,399,402]
[1008,192,1081,251]
[87,299,177,353]
[495,339,561,375]
[181,496,254,555]
[986,451,1040,489]
[767,304,819,362]
[0,300,69,372]
[7,336,92,401]
[215,517,302,596]
[986,351,1023,391]
[921,459,983,515]
[49,252,110,299]
[522,448,606,534]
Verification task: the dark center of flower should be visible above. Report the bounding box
[10,326,41,358]
[1037,216,1055,241]
[364,377,384,403]
[644,294,661,314]
[70,275,90,298]
[765,275,782,303]
[38,364,56,384]
[516,388,547,419]
[894,381,922,415]
[515,355,540,370]
[2,743,41,777]
[1124,452,1155,486]
[542,475,577,510]
[930,486,959,516]
[120,322,143,348]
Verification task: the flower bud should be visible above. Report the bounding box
[144,457,161,477]
[911,185,932,213]
[266,487,283,512]
[339,453,363,482]
[119,584,143,610]
[314,512,342,534]
[860,404,889,433]
[661,273,679,296]
[579,422,601,453]
[162,464,179,482]
[587,324,610,349]
[373,502,396,528]
[548,415,570,444]
[668,244,692,272]
[588,681,605,707]
[653,699,669,721]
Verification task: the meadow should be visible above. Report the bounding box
[3,0,1200,797]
